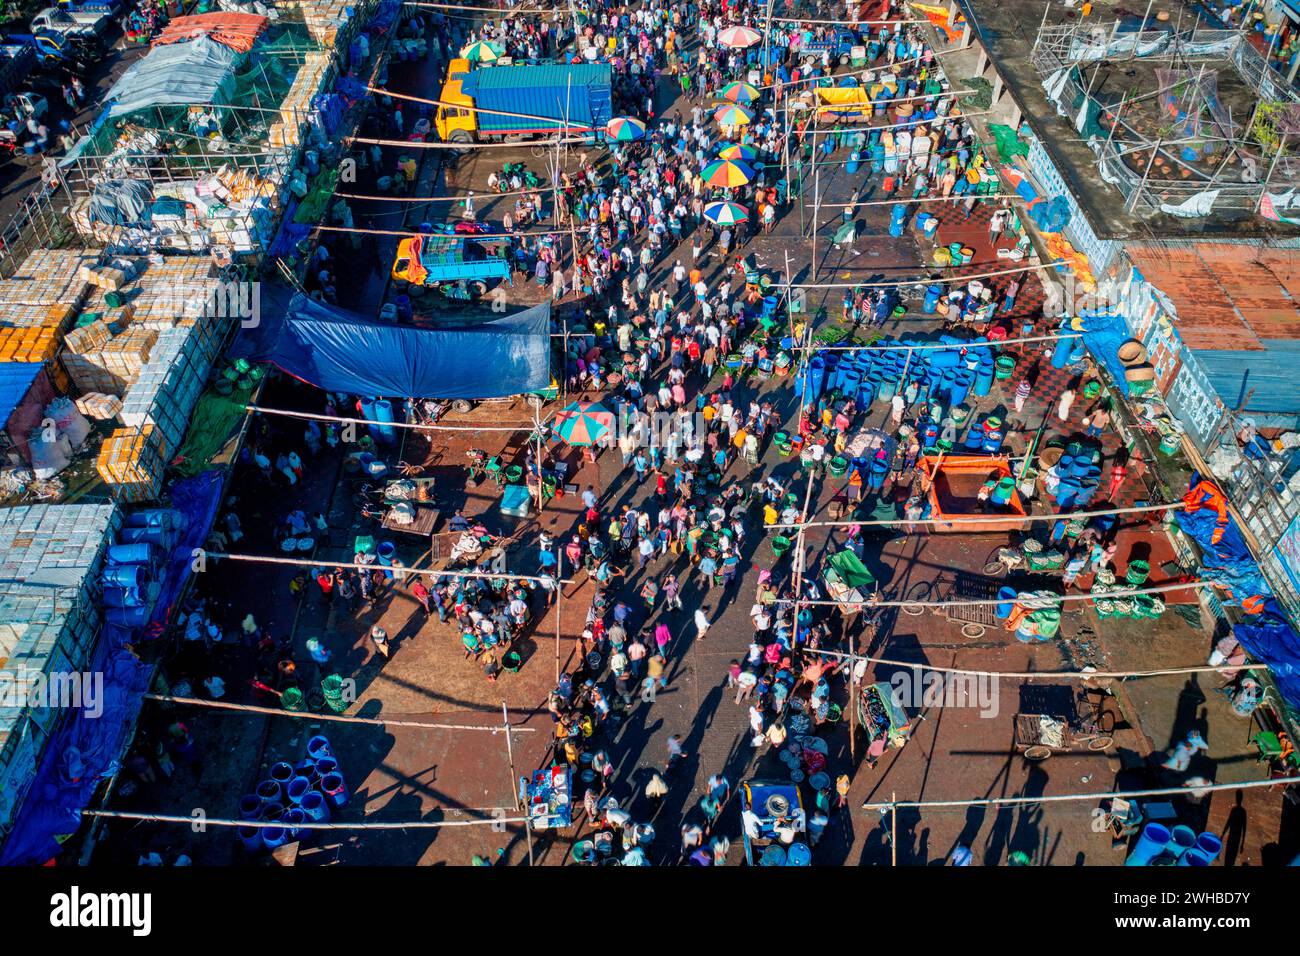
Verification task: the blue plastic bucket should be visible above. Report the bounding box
[239,794,263,820]
[102,586,143,609]
[321,772,349,809]
[950,371,974,407]
[255,779,281,805]
[270,762,295,786]
[238,826,264,852]
[282,807,307,840]
[922,284,943,314]
[889,204,907,237]
[995,587,1018,619]
[786,842,812,866]
[1126,823,1171,866]
[286,776,312,804]
[118,526,170,545]
[964,430,985,452]
[373,398,397,443]
[921,423,940,448]
[1169,825,1196,860]
[315,756,339,778]
[102,563,146,588]
[973,367,994,397]
[107,542,154,565]
[877,376,899,402]
[1195,832,1223,863]
[260,802,285,822]
[1056,478,1080,509]
[1177,848,1212,867]
[981,430,1004,454]
[261,825,289,850]
[300,791,330,822]
[307,735,333,761]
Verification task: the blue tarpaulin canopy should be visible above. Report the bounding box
[232,291,552,399]
[0,361,42,426]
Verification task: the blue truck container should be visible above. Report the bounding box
[459,63,612,136]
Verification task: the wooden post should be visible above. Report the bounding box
[501,701,533,867]
[554,545,564,684]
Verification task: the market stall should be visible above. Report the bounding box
[519,765,573,830]
[918,454,1030,533]
[858,681,910,761]
[739,779,810,866]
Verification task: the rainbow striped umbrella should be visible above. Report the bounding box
[714,104,754,128]
[701,158,755,187]
[719,81,761,104]
[554,401,615,446]
[703,201,750,225]
[605,116,646,141]
[460,40,503,63]
[718,24,761,48]
[717,142,759,161]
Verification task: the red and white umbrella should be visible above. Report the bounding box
[718,24,762,48]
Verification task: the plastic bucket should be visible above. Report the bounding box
[270,762,295,786]
[255,779,281,805]
[995,586,1018,619]
[282,807,307,840]
[286,776,312,804]
[1126,560,1150,586]
[964,429,986,452]
[981,430,1004,454]
[990,476,1016,506]
[107,543,154,565]
[300,791,330,822]
[1178,849,1212,867]
[1168,825,1197,860]
[238,826,264,852]
[1126,823,1171,866]
[239,794,263,820]
[102,563,146,588]
[315,756,339,778]
[306,735,333,761]
[1195,832,1223,863]
[322,772,349,809]
[261,825,289,850]
[994,355,1017,379]
[973,366,994,397]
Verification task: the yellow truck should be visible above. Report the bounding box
[434,60,613,145]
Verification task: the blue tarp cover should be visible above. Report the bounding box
[1075,308,1132,398]
[233,291,552,399]
[1176,474,1300,709]
[0,471,224,865]
[0,361,41,426]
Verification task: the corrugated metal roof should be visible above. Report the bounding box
[1128,243,1300,351]
[1195,341,1300,419]
[462,62,611,92]
[0,362,42,427]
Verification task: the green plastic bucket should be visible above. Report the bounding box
[1159,433,1181,456]
[1126,560,1150,586]
[994,355,1017,379]
[828,455,849,477]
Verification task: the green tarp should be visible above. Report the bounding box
[172,384,254,476]
[989,123,1028,162]
[828,549,875,589]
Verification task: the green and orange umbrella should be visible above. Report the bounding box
[713,104,754,128]
[717,142,759,161]
[719,80,761,104]
[554,401,615,446]
[605,116,646,141]
[701,157,756,187]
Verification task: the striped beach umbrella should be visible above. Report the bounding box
[713,104,754,128]
[701,157,755,187]
[703,201,750,225]
[460,40,503,63]
[554,401,615,447]
[719,80,761,104]
[605,116,646,141]
[718,24,761,48]
[717,142,759,161]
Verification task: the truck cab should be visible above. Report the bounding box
[434,57,476,144]
[392,228,512,299]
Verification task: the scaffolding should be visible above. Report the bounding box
[1029,18,1300,218]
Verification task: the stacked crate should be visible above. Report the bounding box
[0,502,120,827]
[95,424,167,503]
[60,321,157,397]
[0,326,60,364]
[82,257,219,330]
[119,319,225,452]
[270,51,333,148]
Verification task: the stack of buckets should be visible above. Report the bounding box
[237,735,349,852]
[101,509,178,628]
[1050,450,1102,508]
[794,336,1000,415]
[1125,823,1224,866]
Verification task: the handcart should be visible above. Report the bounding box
[519,765,573,830]
[1013,688,1115,761]
[858,681,910,758]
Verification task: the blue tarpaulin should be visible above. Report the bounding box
[0,361,42,426]
[232,291,552,399]
[1176,475,1300,709]
[0,471,225,865]
[1074,308,1132,398]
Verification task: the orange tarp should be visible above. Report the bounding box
[154,13,269,54]
[919,454,1030,534]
